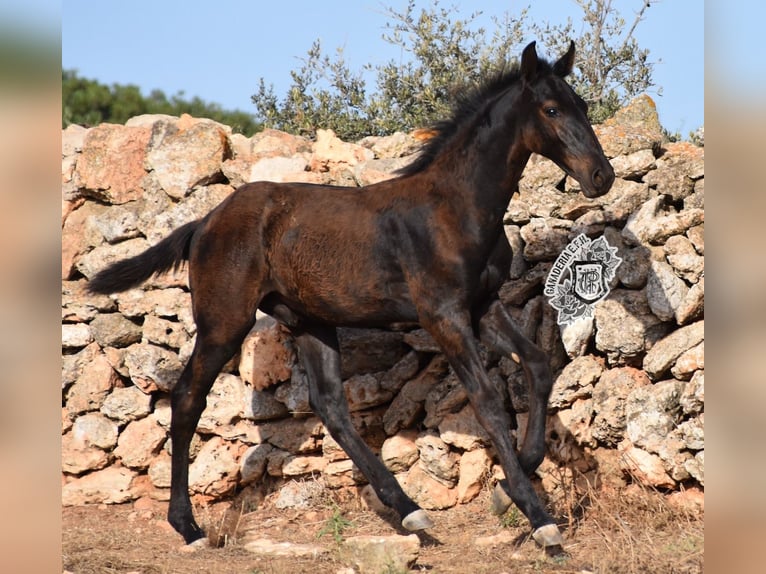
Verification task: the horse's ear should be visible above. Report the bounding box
[553,41,576,77]
[521,41,538,82]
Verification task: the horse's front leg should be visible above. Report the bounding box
[420,305,562,547]
[477,298,553,475]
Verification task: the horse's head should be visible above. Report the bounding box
[517,41,614,198]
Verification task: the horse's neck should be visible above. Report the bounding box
[458,122,530,227]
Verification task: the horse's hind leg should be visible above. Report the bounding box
[167,302,258,545]
[293,323,432,531]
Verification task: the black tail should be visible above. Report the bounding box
[87,220,201,294]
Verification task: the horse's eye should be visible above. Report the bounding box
[545,107,559,118]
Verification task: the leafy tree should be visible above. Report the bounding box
[252,0,658,139]
[529,0,657,123]
[62,70,262,136]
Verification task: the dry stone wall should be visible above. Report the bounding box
[61,95,704,511]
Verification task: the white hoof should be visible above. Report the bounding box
[532,524,564,547]
[402,509,434,531]
[490,482,513,516]
[180,537,210,552]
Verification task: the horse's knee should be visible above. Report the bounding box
[519,445,546,475]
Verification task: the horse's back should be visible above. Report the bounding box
[191,179,419,327]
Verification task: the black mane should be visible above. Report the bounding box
[397,58,555,177]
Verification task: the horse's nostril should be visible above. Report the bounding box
[592,168,604,188]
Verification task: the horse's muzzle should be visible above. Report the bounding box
[582,163,615,198]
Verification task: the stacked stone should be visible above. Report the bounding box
[61,96,703,510]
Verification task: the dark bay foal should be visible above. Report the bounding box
[88,41,614,549]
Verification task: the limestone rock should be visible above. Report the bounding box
[671,342,704,379]
[188,436,241,496]
[145,116,231,199]
[664,235,704,283]
[644,141,703,202]
[344,373,393,412]
[275,372,311,415]
[141,315,188,349]
[62,323,93,349]
[423,372,467,429]
[72,412,119,450]
[62,342,101,390]
[243,538,329,558]
[594,289,669,365]
[113,287,190,319]
[520,217,573,261]
[281,455,328,477]
[61,431,110,475]
[309,129,374,172]
[550,355,604,409]
[383,356,448,435]
[338,327,407,379]
[438,405,490,450]
[123,342,183,392]
[401,463,458,510]
[239,317,293,391]
[243,387,289,422]
[62,280,117,323]
[610,148,656,179]
[675,276,705,325]
[198,374,245,432]
[76,123,151,204]
[625,379,685,454]
[274,479,325,509]
[559,316,595,358]
[622,195,704,247]
[646,259,689,322]
[380,431,419,473]
[592,367,651,446]
[89,203,141,244]
[147,451,172,489]
[75,236,150,280]
[618,440,675,489]
[344,534,420,574]
[66,354,120,415]
[114,416,167,469]
[415,432,459,487]
[457,448,491,503]
[358,131,419,159]
[680,370,705,415]
[240,443,274,485]
[62,467,138,506]
[259,417,323,454]
[643,321,704,380]
[61,200,108,279]
[88,313,142,348]
[142,183,233,244]
[594,95,663,157]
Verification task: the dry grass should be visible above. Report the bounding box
[63,474,703,574]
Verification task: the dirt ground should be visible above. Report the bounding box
[62,479,703,574]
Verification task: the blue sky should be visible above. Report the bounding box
[59,1,704,134]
